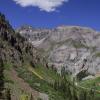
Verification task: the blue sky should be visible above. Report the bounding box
[0,0,100,30]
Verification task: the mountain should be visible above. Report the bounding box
[16,25,50,47]
[0,13,48,99]
[0,13,100,100]
[17,25,100,77]
[0,13,45,68]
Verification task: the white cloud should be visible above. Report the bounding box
[12,0,68,12]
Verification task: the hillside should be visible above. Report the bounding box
[0,13,48,99]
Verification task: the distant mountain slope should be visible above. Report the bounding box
[17,25,100,76]
[16,25,50,47]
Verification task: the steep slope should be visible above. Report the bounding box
[0,13,75,100]
[0,13,43,68]
[17,25,100,77]
[0,13,46,99]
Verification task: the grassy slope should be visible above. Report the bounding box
[4,61,100,100]
[79,77,100,99]
[4,63,39,100]
[79,77,100,90]
[16,65,66,100]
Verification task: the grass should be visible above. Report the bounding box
[16,65,66,100]
[79,77,100,99]
[3,61,13,70]
[28,67,44,80]
[4,70,23,100]
[33,63,60,83]
[95,52,100,57]
[73,42,89,49]
[3,60,100,100]
[3,63,33,100]
[20,94,30,100]
[79,77,100,90]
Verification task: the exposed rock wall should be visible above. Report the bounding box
[0,13,43,68]
[18,26,100,75]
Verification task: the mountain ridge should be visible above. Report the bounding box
[17,24,100,77]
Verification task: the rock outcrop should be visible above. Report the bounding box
[0,13,42,68]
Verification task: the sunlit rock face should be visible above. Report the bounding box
[0,14,43,69]
[16,26,50,47]
[17,25,100,75]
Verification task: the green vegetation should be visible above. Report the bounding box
[16,63,100,100]
[73,42,89,49]
[16,66,65,100]
[1,54,100,100]
[95,52,100,57]
[34,63,60,82]
[3,61,13,70]
[0,53,100,100]
[20,94,30,100]
[79,77,100,99]
[79,77,100,91]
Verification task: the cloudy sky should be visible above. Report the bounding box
[0,0,100,30]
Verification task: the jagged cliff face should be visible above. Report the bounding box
[17,25,100,76]
[16,26,50,47]
[0,13,42,68]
